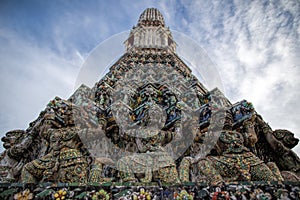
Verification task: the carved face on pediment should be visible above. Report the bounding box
[1,130,25,149]
[273,129,299,149]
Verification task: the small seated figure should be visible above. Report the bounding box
[198,104,211,126]
[166,109,177,123]
[233,109,243,121]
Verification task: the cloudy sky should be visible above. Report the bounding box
[0,0,299,154]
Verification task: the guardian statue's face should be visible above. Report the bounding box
[1,130,25,149]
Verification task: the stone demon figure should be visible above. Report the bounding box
[116,104,180,183]
[0,111,46,182]
[0,97,108,183]
[0,95,299,184]
[179,111,284,185]
[20,97,91,183]
[0,130,27,182]
[254,115,300,181]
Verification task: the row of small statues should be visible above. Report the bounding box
[0,96,299,185]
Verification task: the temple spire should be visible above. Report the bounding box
[124,8,176,52]
[137,8,165,27]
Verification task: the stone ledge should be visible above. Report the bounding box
[1,182,299,199]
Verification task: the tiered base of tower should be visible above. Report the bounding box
[1,181,299,199]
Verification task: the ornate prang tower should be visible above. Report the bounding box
[0,8,299,199]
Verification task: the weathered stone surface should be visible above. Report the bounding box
[0,8,299,194]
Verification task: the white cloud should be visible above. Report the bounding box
[0,29,81,151]
[0,0,299,157]
[171,0,300,155]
